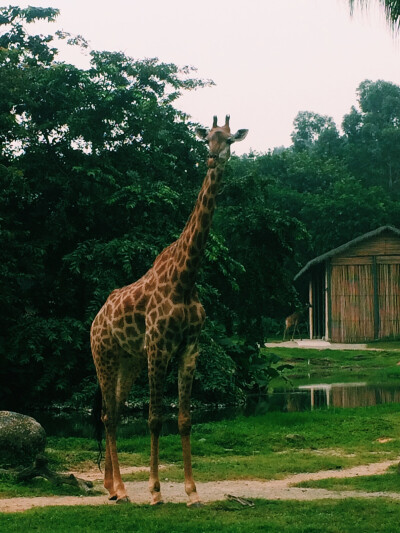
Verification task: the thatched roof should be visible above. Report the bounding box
[294,225,400,280]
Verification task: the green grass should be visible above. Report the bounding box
[266,347,400,387]
[367,340,400,350]
[3,403,400,498]
[2,500,400,533]
[2,403,400,531]
[52,404,400,475]
[295,466,400,493]
[0,473,92,498]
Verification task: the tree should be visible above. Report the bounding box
[350,0,400,28]
[0,7,229,408]
[299,177,392,256]
[291,111,339,153]
[342,80,400,194]
[214,155,308,340]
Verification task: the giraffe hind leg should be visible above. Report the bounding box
[178,346,201,506]
[95,344,145,502]
[147,343,171,505]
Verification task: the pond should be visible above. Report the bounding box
[273,382,400,411]
[28,382,400,439]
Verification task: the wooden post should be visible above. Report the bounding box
[372,256,380,340]
[309,279,313,339]
[325,261,331,341]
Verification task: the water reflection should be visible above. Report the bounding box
[28,383,400,438]
[245,382,400,413]
[298,382,400,410]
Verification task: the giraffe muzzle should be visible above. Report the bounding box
[207,154,218,168]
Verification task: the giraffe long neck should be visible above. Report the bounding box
[174,164,224,288]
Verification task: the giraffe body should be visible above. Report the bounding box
[283,304,311,341]
[90,116,248,505]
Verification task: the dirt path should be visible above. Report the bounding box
[1,459,400,513]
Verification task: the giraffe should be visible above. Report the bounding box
[90,115,248,506]
[283,304,311,341]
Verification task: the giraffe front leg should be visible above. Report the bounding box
[103,430,115,498]
[148,347,170,505]
[148,431,163,505]
[178,349,201,507]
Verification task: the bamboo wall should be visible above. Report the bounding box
[378,262,400,338]
[327,232,400,342]
[330,264,375,342]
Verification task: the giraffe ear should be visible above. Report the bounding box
[195,127,209,141]
[231,129,249,143]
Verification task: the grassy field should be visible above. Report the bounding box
[2,499,400,533]
[2,403,400,498]
[52,404,400,478]
[295,465,400,493]
[2,345,400,531]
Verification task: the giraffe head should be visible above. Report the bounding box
[196,115,248,168]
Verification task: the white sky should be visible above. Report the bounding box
[10,0,400,155]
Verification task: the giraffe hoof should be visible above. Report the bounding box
[116,496,130,504]
[151,499,164,506]
[187,501,203,508]
[108,494,118,501]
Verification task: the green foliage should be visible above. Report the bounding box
[291,110,339,153]
[233,79,400,274]
[0,7,219,408]
[350,1,400,30]
[299,177,392,255]
[244,352,293,396]
[214,156,306,337]
[193,324,240,402]
[0,472,90,498]
[341,80,400,194]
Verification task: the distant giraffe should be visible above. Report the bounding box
[283,304,311,341]
[90,115,248,506]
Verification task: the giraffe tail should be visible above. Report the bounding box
[91,383,103,471]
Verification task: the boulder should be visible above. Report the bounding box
[0,411,46,468]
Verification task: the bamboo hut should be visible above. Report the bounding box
[295,226,400,343]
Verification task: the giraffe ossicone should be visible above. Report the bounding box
[90,115,248,506]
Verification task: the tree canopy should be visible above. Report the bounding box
[350,0,400,28]
[0,6,217,408]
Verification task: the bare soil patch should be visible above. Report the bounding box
[1,459,400,512]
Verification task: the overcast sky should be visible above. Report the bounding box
[11,0,400,155]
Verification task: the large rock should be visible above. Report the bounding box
[0,411,46,468]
